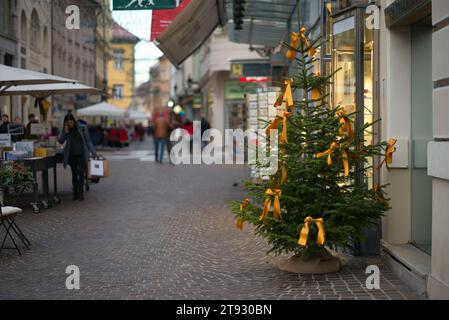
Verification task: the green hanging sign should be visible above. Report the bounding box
[113,0,177,11]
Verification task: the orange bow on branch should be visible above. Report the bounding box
[379,139,397,171]
[236,198,250,231]
[286,32,300,61]
[274,79,294,109]
[281,161,287,184]
[260,188,282,221]
[298,216,326,247]
[316,142,350,177]
[300,27,317,58]
[266,111,292,144]
[337,109,355,140]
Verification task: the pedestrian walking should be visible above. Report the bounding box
[153,113,169,164]
[200,112,211,149]
[0,114,10,134]
[59,114,97,201]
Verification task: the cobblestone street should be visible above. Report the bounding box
[0,141,420,300]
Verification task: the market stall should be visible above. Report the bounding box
[0,81,100,213]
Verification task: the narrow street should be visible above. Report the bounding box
[0,140,419,300]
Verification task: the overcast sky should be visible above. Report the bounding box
[111,8,163,87]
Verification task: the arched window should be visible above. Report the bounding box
[43,27,49,56]
[30,9,41,49]
[20,11,27,44]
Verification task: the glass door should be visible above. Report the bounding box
[332,15,356,113]
[331,8,379,255]
[411,24,433,254]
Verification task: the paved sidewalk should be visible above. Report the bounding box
[0,141,420,300]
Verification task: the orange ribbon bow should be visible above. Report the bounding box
[299,27,317,58]
[337,109,355,140]
[274,79,294,109]
[260,188,282,221]
[298,217,326,247]
[379,139,397,171]
[286,32,300,61]
[316,142,350,177]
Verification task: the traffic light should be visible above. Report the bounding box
[233,0,245,30]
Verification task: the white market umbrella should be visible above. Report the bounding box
[0,64,78,92]
[76,102,126,118]
[128,110,149,121]
[0,82,100,98]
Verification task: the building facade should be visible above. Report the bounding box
[107,22,139,110]
[148,55,172,114]
[0,0,19,117]
[51,0,100,118]
[16,0,53,121]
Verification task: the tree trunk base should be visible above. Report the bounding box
[279,248,342,274]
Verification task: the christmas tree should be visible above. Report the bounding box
[232,28,395,259]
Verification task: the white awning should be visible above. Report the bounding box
[0,65,78,92]
[77,102,127,118]
[127,110,149,121]
[0,82,100,98]
[155,0,227,68]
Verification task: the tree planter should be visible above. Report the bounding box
[278,248,341,274]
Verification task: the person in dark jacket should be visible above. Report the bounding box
[59,114,97,201]
[0,114,10,134]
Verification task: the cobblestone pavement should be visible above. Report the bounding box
[0,141,421,300]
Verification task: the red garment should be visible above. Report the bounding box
[119,129,129,142]
[183,123,193,135]
[108,128,119,143]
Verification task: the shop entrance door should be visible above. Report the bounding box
[411,23,433,254]
[331,8,379,256]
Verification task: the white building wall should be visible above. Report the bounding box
[379,0,413,245]
[427,0,449,300]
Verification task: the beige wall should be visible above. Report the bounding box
[427,0,449,299]
[379,0,413,245]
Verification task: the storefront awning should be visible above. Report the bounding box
[155,0,227,68]
[227,0,298,47]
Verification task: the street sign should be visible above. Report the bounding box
[113,0,177,11]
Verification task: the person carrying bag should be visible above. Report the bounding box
[59,114,98,201]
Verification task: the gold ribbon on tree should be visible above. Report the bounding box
[373,184,388,205]
[286,32,300,61]
[298,216,326,247]
[379,139,397,171]
[236,198,250,231]
[311,72,322,101]
[236,219,245,231]
[274,79,294,109]
[316,142,350,177]
[281,161,287,184]
[260,188,282,221]
[266,111,292,144]
[299,27,317,57]
[337,109,355,140]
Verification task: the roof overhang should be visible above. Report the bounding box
[227,0,298,47]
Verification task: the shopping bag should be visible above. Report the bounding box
[89,159,110,178]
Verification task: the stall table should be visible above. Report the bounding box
[18,155,62,213]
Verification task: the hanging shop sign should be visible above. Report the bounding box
[225,81,261,101]
[151,0,191,41]
[193,94,203,109]
[231,62,271,79]
[113,0,177,11]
